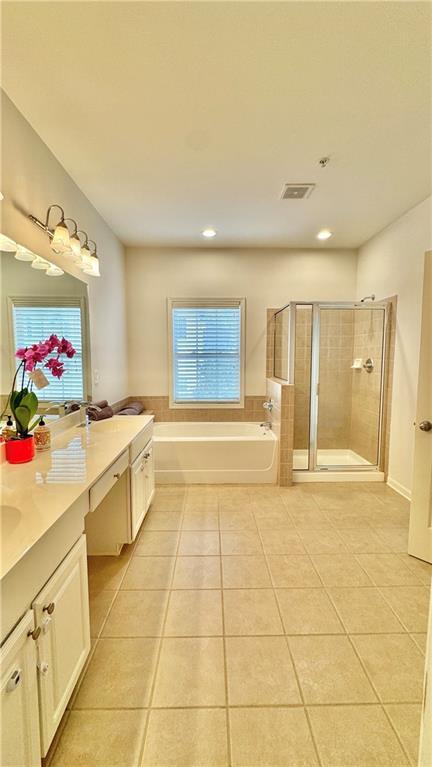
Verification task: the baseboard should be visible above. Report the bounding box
[387,476,412,501]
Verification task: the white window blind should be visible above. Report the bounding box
[12,302,85,401]
[171,303,243,404]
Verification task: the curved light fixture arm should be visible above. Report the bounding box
[44,204,66,230]
[64,217,79,236]
[87,239,98,256]
[76,230,89,247]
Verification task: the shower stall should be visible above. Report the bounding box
[273,300,389,479]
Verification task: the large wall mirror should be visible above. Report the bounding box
[1,248,91,420]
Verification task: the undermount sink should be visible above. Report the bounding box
[1,505,22,535]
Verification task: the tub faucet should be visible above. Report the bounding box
[260,421,272,431]
[263,399,274,413]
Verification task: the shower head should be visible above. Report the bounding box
[360,294,376,303]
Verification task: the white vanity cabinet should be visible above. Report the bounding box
[0,611,41,767]
[33,535,90,756]
[130,440,155,539]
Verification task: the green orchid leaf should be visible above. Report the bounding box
[14,404,31,434]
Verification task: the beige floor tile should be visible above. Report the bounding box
[51,709,146,767]
[380,586,430,632]
[308,705,409,767]
[366,508,410,529]
[355,554,422,586]
[289,635,376,704]
[142,708,228,767]
[151,497,184,512]
[277,588,344,634]
[219,510,256,530]
[223,589,284,635]
[298,529,347,554]
[323,507,372,529]
[164,589,223,635]
[222,556,271,588]
[289,507,334,529]
[311,554,372,586]
[251,496,287,513]
[102,590,169,637]
[220,530,263,555]
[280,487,321,511]
[352,634,425,702]
[182,510,219,530]
[184,497,218,513]
[135,531,179,556]
[229,707,319,767]
[410,633,427,654]
[121,557,175,589]
[398,553,432,586]
[178,531,220,555]
[87,551,131,594]
[337,528,391,553]
[74,638,158,709]
[259,529,306,555]
[143,511,182,531]
[253,509,294,529]
[152,637,225,706]
[89,590,116,638]
[374,527,409,552]
[226,636,301,705]
[385,704,422,766]
[267,555,322,587]
[172,556,221,588]
[328,587,404,633]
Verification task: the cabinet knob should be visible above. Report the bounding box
[113,472,121,479]
[27,626,41,641]
[43,602,55,615]
[6,669,22,692]
[143,452,150,460]
[38,661,49,676]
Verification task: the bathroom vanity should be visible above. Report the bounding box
[0,414,154,766]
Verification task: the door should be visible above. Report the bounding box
[0,610,41,767]
[144,441,155,511]
[408,251,432,563]
[130,448,146,539]
[33,535,90,755]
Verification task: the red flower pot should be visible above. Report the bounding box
[6,435,35,464]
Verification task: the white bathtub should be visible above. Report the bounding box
[153,422,278,484]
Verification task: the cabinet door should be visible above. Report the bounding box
[130,449,146,540]
[0,610,41,767]
[144,442,155,511]
[33,535,90,756]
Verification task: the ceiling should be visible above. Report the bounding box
[2,1,431,248]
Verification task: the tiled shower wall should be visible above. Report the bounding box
[316,309,354,451]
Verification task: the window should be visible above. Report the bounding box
[169,299,245,407]
[11,297,88,402]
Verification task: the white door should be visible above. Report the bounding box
[408,251,432,563]
[0,610,41,767]
[130,448,147,539]
[33,534,90,756]
[144,442,155,511]
[419,590,432,766]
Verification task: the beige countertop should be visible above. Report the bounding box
[0,415,154,580]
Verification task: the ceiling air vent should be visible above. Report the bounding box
[281,183,315,200]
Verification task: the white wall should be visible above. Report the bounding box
[1,92,128,403]
[356,196,432,496]
[125,247,357,395]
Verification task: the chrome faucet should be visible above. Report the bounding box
[263,399,274,413]
[260,421,272,431]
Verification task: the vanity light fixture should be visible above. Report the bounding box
[46,264,65,277]
[0,233,17,253]
[202,228,217,238]
[31,256,50,270]
[14,245,36,262]
[316,229,333,241]
[28,205,100,276]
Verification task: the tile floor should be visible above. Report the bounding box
[48,482,431,767]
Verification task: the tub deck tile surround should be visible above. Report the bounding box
[48,481,430,767]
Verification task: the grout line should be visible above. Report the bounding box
[218,495,233,767]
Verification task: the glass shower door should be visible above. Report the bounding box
[314,304,386,469]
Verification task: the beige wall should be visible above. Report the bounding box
[1,92,128,404]
[125,247,357,397]
[356,196,432,497]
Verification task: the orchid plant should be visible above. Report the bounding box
[4,334,76,440]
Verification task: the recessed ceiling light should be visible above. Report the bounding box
[202,228,217,239]
[316,229,333,241]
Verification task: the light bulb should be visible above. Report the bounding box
[0,234,17,252]
[15,246,36,262]
[31,257,50,270]
[51,221,71,253]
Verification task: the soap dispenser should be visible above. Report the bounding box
[2,415,15,442]
[34,416,51,451]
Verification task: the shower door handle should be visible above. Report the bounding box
[419,420,432,432]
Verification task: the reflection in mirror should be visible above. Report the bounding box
[1,249,91,423]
